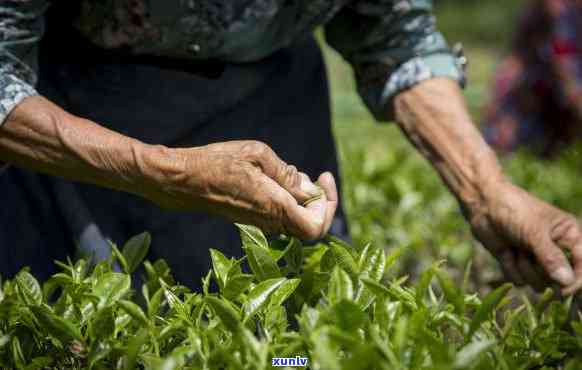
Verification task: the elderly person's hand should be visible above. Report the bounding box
[145,141,338,240]
[0,97,337,241]
[393,78,582,295]
[468,181,582,294]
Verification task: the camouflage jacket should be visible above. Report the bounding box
[0,0,464,125]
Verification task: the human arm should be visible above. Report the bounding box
[326,0,582,293]
[1,97,337,240]
[0,1,336,240]
[394,78,582,295]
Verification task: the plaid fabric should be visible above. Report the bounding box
[0,0,464,126]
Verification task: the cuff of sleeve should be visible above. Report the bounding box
[0,74,38,127]
[0,74,38,174]
[360,52,466,122]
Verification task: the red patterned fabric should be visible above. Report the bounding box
[482,0,582,155]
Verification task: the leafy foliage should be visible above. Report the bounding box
[0,227,581,369]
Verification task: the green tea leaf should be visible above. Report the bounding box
[358,243,385,282]
[329,241,358,277]
[210,248,232,289]
[467,283,512,340]
[354,285,376,310]
[268,278,301,309]
[152,357,178,370]
[123,328,148,370]
[30,305,82,343]
[15,270,42,305]
[461,260,472,295]
[122,232,151,274]
[267,238,293,261]
[355,244,386,309]
[303,244,329,270]
[206,296,241,332]
[147,288,164,318]
[283,237,303,274]
[362,278,417,310]
[436,270,464,315]
[328,267,354,305]
[311,328,341,370]
[324,234,352,248]
[535,287,555,316]
[110,242,129,274]
[160,281,189,318]
[244,243,281,281]
[361,277,391,297]
[11,336,25,370]
[236,223,269,249]
[0,335,9,349]
[415,261,443,308]
[245,277,287,318]
[385,247,405,273]
[88,342,111,369]
[331,300,366,332]
[223,274,254,300]
[23,356,53,370]
[90,306,115,340]
[43,273,71,302]
[118,300,149,327]
[454,339,496,369]
[93,272,131,306]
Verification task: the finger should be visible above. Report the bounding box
[299,173,324,206]
[531,237,575,287]
[259,175,325,240]
[562,239,582,295]
[284,191,329,241]
[285,205,325,241]
[551,219,582,295]
[284,172,339,240]
[316,172,338,235]
[248,142,320,203]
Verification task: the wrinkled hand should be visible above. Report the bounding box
[468,181,582,295]
[147,140,337,240]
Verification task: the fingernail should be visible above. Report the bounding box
[551,267,575,286]
[301,178,322,198]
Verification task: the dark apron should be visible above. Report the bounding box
[0,15,348,288]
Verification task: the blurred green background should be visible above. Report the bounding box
[323,0,582,292]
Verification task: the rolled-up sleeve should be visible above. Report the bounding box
[0,0,47,126]
[325,0,465,121]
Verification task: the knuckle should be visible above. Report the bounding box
[283,165,299,187]
[267,196,287,225]
[561,218,581,243]
[552,216,578,235]
[539,250,561,270]
[243,140,270,159]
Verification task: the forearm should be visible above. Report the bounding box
[0,96,181,198]
[392,78,505,217]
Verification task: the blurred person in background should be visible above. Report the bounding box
[3,0,582,295]
[483,0,582,155]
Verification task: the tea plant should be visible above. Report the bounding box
[0,226,581,369]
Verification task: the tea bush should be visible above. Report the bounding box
[1,225,581,369]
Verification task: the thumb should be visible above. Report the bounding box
[532,237,575,287]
